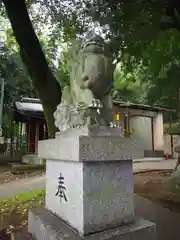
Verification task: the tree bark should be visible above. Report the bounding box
[2,0,61,138]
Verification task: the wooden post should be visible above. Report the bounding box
[45,122,48,139]
[170,116,173,157]
[10,120,13,156]
[124,107,130,138]
[29,120,36,153]
[35,122,39,154]
[27,122,31,153]
[151,117,155,157]
[39,121,44,140]
[127,108,131,137]
[27,120,36,153]
[19,122,23,153]
[124,111,128,137]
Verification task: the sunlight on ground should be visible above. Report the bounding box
[0,189,45,230]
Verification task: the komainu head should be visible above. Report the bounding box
[81,33,105,54]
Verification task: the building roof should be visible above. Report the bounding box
[12,97,44,122]
[113,100,175,112]
[14,98,43,113]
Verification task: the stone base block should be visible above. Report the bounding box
[11,230,33,240]
[28,207,156,240]
[45,159,134,235]
[22,154,44,165]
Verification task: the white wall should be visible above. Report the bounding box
[35,124,39,154]
[164,134,171,155]
[153,113,164,151]
[130,116,152,150]
[113,107,165,155]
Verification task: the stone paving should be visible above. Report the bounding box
[135,194,180,240]
[133,158,176,172]
[0,175,45,198]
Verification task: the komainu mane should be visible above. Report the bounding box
[54,34,114,131]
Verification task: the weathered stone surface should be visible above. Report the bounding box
[28,207,156,240]
[38,129,144,161]
[53,33,115,132]
[35,126,152,239]
[45,159,134,235]
[55,126,124,138]
[11,231,33,240]
[37,128,144,235]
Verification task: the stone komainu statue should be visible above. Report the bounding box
[54,34,114,131]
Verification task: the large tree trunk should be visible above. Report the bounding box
[2,0,61,138]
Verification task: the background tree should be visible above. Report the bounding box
[2,0,61,138]
[1,0,180,138]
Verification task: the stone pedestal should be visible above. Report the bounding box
[28,208,156,240]
[45,159,134,235]
[28,126,156,239]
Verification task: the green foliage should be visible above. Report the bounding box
[113,27,180,123]
[143,29,180,77]
[0,189,45,228]
[0,23,38,105]
[0,50,37,105]
[164,122,180,134]
[1,0,180,127]
[26,0,166,61]
[2,112,10,138]
[141,29,180,120]
[113,61,149,103]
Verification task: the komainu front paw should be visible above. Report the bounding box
[89,99,103,109]
[76,102,87,112]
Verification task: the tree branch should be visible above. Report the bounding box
[2,0,61,137]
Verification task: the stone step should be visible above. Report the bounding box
[28,207,156,240]
[22,154,43,165]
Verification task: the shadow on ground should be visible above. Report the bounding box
[135,194,180,240]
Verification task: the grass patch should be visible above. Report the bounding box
[0,189,45,230]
